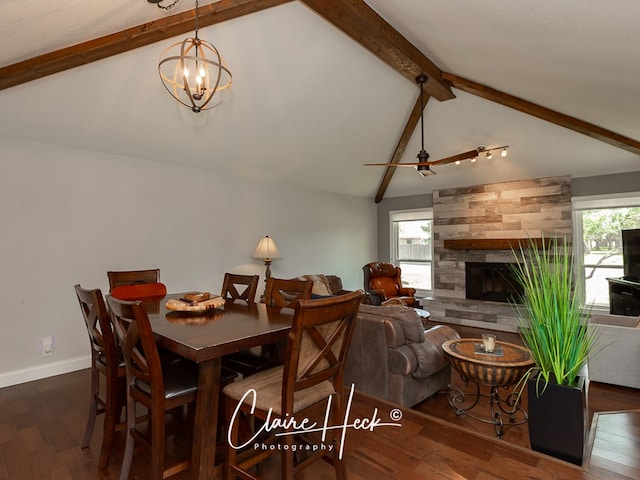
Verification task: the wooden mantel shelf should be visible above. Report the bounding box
[443,238,549,250]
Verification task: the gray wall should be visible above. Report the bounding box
[0,136,377,387]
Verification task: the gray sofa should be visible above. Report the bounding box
[344,304,460,407]
[588,313,640,389]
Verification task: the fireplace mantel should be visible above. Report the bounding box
[443,238,549,250]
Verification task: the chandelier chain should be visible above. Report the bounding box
[195,0,200,39]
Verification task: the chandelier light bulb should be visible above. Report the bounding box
[471,157,477,163]
[486,152,493,160]
[501,148,508,157]
[455,160,461,165]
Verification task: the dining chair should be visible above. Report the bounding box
[220,273,274,377]
[75,284,126,471]
[107,295,200,480]
[221,273,260,303]
[107,269,167,302]
[223,290,364,480]
[263,277,313,308]
[107,268,162,290]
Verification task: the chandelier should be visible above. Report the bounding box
[157,0,232,112]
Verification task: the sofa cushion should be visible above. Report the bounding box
[358,304,424,345]
[388,345,418,376]
[409,341,447,379]
[411,325,460,379]
[297,274,333,296]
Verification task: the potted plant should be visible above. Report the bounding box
[511,235,598,465]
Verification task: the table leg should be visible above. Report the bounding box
[191,357,221,480]
[447,377,528,438]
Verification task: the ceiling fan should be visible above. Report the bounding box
[364,74,508,176]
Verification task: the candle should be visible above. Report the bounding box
[482,333,496,353]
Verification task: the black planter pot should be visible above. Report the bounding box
[527,375,589,465]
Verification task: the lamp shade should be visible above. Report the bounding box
[252,236,281,260]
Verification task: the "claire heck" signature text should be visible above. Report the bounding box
[227,383,402,458]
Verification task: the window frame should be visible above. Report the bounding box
[389,208,433,297]
[572,192,640,311]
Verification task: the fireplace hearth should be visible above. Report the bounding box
[465,262,523,303]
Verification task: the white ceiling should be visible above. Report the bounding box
[1,0,639,200]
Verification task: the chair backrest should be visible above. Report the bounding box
[282,291,363,411]
[363,262,402,298]
[221,273,259,303]
[107,269,161,291]
[106,296,164,398]
[264,277,313,308]
[75,284,119,371]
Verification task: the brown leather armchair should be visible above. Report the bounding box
[363,262,417,306]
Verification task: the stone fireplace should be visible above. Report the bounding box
[423,175,573,332]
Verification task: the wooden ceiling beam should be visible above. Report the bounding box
[0,0,293,92]
[299,0,454,101]
[443,72,640,156]
[374,89,430,203]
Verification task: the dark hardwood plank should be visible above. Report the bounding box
[1,348,639,479]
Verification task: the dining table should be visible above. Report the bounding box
[140,292,295,480]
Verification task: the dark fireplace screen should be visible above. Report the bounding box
[465,262,523,303]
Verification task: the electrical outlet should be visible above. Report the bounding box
[41,336,53,357]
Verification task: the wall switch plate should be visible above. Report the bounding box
[42,336,53,357]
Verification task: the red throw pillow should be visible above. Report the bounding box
[111,282,167,300]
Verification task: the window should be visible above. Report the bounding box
[573,194,640,307]
[389,209,433,294]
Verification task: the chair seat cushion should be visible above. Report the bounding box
[223,366,335,416]
[111,282,167,300]
[223,350,275,376]
[97,352,126,370]
[135,360,198,400]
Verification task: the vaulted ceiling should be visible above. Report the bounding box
[1,0,638,201]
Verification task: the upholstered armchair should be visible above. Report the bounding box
[363,262,417,306]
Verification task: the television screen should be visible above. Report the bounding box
[622,228,640,280]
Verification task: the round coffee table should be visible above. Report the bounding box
[442,338,534,437]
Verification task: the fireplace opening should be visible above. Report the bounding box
[465,262,523,303]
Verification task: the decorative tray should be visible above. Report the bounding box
[166,293,225,312]
[474,343,504,357]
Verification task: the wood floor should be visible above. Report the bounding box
[1,326,639,479]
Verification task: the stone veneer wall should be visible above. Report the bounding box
[424,175,573,332]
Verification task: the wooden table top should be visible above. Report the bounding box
[139,293,295,363]
[443,338,533,368]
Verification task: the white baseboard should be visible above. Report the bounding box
[0,355,91,389]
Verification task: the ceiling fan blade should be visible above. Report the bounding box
[364,149,479,167]
[363,162,425,167]
[428,149,480,166]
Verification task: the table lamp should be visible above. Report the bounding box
[252,235,281,282]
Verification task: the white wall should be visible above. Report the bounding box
[0,136,376,387]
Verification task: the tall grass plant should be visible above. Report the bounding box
[511,235,598,393]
